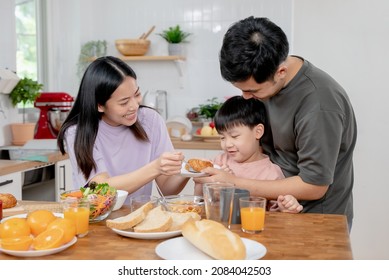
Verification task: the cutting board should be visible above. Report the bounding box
[3,204,26,217]
[2,202,63,218]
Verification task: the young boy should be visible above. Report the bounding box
[194,96,302,213]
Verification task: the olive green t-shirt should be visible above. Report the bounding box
[262,57,357,226]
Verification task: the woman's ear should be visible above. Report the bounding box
[97,104,104,113]
[255,124,265,140]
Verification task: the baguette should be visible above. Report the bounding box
[134,205,172,233]
[166,211,201,231]
[106,201,153,230]
[182,219,246,260]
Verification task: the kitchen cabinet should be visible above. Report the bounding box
[0,172,22,199]
[55,159,73,201]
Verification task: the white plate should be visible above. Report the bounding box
[0,213,77,257]
[0,237,77,258]
[1,212,63,221]
[155,237,266,260]
[180,162,220,178]
[193,134,220,142]
[111,228,182,240]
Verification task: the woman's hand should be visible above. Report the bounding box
[157,151,184,176]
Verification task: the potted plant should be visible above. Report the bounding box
[9,77,43,145]
[197,97,224,120]
[157,25,191,56]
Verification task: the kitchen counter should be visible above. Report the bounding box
[0,152,69,176]
[0,201,353,260]
[171,138,221,150]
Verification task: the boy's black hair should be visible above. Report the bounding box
[214,95,267,133]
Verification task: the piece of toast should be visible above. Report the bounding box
[106,201,153,230]
[133,205,172,233]
[166,211,201,231]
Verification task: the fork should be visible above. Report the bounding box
[155,183,169,210]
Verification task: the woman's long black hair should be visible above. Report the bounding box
[57,56,148,180]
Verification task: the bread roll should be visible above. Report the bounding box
[182,219,246,260]
[0,193,17,209]
[186,159,213,172]
[106,201,153,230]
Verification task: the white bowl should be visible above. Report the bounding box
[113,190,129,211]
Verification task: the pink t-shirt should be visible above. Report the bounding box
[65,107,173,199]
[213,153,285,180]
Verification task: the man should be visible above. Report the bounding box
[196,17,357,229]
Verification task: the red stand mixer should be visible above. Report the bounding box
[34,92,74,139]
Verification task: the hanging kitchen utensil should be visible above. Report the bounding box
[139,25,155,40]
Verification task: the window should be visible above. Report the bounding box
[15,0,38,81]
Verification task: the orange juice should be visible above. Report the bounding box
[63,206,89,237]
[240,207,265,233]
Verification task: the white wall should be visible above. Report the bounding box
[0,0,18,145]
[43,0,292,121]
[293,0,389,259]
[1,0,388,259]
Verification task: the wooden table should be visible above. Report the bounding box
[0,201,353,260]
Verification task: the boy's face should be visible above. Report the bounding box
[219,124,264,163]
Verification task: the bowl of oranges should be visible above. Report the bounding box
[0,210,77,255]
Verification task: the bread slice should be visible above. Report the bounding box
[106,201,153,230]
[134,205,172,233]
[182,219,246,260]
[166,211,201,231]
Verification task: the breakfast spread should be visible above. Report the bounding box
[0,193,17,209]
[106,202,201,232]
[182,219,246,260]
[185,159,213,172]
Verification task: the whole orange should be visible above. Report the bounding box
[46,218,76,243]
[27,210,56,236]
[0,217,31,238]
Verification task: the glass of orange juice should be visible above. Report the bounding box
[62,199,90,237]
[239,196,266,234]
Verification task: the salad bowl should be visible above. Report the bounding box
[60,183,117,223]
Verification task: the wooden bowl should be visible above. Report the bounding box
[115,39,150,56]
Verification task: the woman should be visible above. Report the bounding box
[57,56,188,201]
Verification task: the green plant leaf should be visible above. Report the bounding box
[157,25,191,43]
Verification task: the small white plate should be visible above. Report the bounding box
[155,237,267,260]
[0,237,77,258]
[111,228,182,240]
[180,162,220,178]
[0,213,77,257]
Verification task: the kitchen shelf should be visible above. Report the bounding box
[118,55,185,61]
[86,55,186,76]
